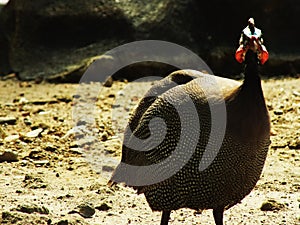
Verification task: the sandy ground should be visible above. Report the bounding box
[0,75,300,225]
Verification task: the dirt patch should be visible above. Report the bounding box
[0,76,300,224]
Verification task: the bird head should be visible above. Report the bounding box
[248,18,255,28]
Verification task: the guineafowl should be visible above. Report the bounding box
[108,44,270,224]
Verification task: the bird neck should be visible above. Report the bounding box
[249,26,255,35]
[228,55,269,142]
[241,57,263,96]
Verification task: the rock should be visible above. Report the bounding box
[28,150,44,159]
[2,211,51,224]
[23,174,34,181]
[19,97,29,104]
[56,220,69,225]
[54,218,87,225]
[38,111,51,115]
[1,211,23,224]
[103,76,114,87]
[31,122,50,130]
[1,0,299,81]
[0,0,131,81]
[288,138,300,149]
[23,117,32,125]
[4,134,20,142]
[112,104,121,109]
[69,142,79,148]
[24,128,43,138]
[0,150,18,162]
[260,199,285,211]
[0,116,17,125]
[274,110,284,115]
[57,194,73,200]
[102,165,114,172]
[117,90,125,96]
[101,132,109,141]
[76,120,87,126]
[69,148,83,155]
[23,174,48,189]
[44,144,57,152]
[70,202,95,218]
[29,99,59,105]
[96,203,111,211]
[15,203,50,215]
[32,160,50,167]
[32,108,45,114]
[293,91,300,97]
[19,160,28,166]
[78,203,95,218]
[55,96,72,103]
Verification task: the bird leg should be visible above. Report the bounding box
[160,210,171,225]
[213,207,224,225]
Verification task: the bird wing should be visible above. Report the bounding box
[109,70,241,188]
[121,70,204,163]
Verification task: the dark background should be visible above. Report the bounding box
[0,0,299,81]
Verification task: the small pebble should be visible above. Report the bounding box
[78,203,95,218]
[28,150,44,160]
[70,203,95,218]
[30,99,58,105]
[96,203,111,211]
[33,160,50,166]
[4,135,20,142]
[274,110,283,115]
[56,220,69,225]
[19,97,29,104]
[0,150,19,163]
[117,90,125,96]
[45,145,57,152]
[76,120,87,126]
[23,117,32,125]
[69,142,79,148]
[56,96,72,103]
[0,116,17,125]
[260,199,285,211]
[293,91,300,97]
[101,132,109,141]
[73,94,81,99]
[19,160,28,166]
[102,165,114,172]
[31,122,50,130]
[16,203,49,214]
[1,211,15,221]
[103,76,113,87]
[288,138,300,149]
[25,128,43,138]
[69,148,83,155]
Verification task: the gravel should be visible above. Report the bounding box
[0,77,299,225]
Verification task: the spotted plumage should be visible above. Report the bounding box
[109,50,270,225]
